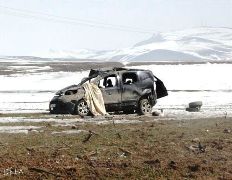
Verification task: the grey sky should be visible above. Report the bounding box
[0,0,231,56]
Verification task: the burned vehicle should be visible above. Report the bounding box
[49,68,168,116]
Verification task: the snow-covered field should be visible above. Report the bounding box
[0,70,89,113]
[131,63,232,119]
[1,63,232,118]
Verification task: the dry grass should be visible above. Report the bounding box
[0,116,232,179]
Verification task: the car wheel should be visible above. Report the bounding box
[76,99,90,116]
[138,98,152,115]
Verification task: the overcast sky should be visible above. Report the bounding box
[0,0,231,56]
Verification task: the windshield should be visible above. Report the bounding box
[78,71,110,86]
[78,74,99,86]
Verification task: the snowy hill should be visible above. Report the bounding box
[32,27,232,62]
[105,27,232,62]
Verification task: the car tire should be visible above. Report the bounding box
[75,99,90,116]
[138,98,152,115]
[186,107,200,112]
[50,109,56,114]
[189,101,202,108]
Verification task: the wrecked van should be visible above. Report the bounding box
[49,68,168,116]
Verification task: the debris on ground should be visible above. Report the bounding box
[82,130,94,143]
[223,128,231,133]
[152,109,164,116]
[186,101,203,112]
[119,148,132,157]
[188,142,206,153]
[192,138,200,143]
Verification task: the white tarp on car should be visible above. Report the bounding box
[82,82,107,116]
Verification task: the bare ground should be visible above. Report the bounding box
[0,61,124,75]
[0,113,232,179]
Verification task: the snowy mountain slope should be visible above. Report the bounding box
[105,27,232,61]
[31,27,232,62]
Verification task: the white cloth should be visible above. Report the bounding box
[82,82,108,116]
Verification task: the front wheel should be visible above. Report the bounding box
[75,99,90,116]
[138,98,152,115]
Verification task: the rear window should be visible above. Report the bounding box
[122,72,138,85]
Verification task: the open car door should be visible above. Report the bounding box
[154,76,168,99]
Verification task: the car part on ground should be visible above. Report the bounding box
[189,101,203,108]
[186,101,203,112]
[186,107,201,112]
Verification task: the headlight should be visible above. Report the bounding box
[50,104,56,110]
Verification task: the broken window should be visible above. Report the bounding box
[99,75,117,88]
[65,90,77,95]
[122,72,138,85]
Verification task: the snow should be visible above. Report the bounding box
[128,63,232,111]
[0,69,89,113]
[128,63,232,91]
[51,130,87,135]
[0,71,88,91]
[118,27,232,61]
[7,65,51,73]
[0,116,79,124]
[36,49,99,59]
[0,63,232,115]
[0,126,42,134]
[0,115,142,125]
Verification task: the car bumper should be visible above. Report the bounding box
[49,98,75,114]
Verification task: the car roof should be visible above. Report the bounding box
[90,67,151,75]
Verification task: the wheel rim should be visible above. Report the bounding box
[141,101,151,114]
[77,101,89,116]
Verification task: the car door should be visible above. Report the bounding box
[154,75,168,99]
[121,72,140,106]
[98,74,121,110]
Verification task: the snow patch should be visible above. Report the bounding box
[0,126,42,134]
[51,129,87,134]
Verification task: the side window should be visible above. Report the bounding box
[140,72,152,81]
[122,72,138,85]
[99,75,117,88]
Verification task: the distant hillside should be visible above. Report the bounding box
[101,27,232,62]
[2,27,232,63]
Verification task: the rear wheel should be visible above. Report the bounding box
[76,99,90,116]
[138,98,152,115]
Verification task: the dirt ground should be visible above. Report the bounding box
[0,61,124,75]
[0,114,231,179]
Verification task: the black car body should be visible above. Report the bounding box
[49,68,168,115]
